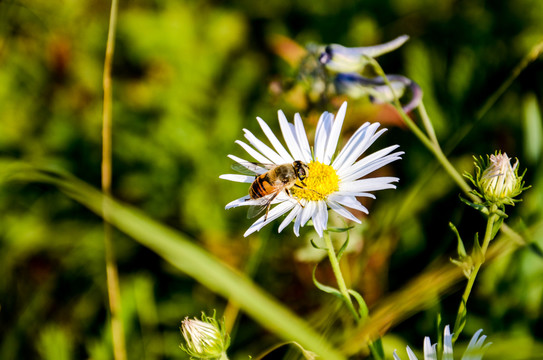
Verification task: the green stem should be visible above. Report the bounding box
[417,102,439,147]
[323,232,359,321]
[452,208,499,343]
[102,1,126,360]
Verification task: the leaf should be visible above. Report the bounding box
[459,196,488,214]
[312,264,342,299]
[336,231,350,261]
[347,289,369,321]
[491,215,505,240]
[310,238,326,250]
[368,338,385,360]
[449,222,467,257]
[452,299,467,344]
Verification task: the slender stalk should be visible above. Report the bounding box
[102,1,126,360]
[368,58,479,202]
[417,102,439,147]
[323,232,359,321]
[452,208,499,343]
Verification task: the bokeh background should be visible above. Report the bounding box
[1,0,543,359]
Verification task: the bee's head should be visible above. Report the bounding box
[293,160,309,181]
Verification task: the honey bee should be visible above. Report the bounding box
[233,160,310,220]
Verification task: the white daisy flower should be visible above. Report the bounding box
[393,325,491,360]
[220,102,403,238]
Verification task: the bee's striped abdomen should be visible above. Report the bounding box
[249,173,275,199]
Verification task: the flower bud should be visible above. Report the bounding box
[470,152,527,206]
[180,312,230,359]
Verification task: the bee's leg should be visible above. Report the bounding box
[293,183,322,197]
[264,192,280,221]
[285,188,305,208]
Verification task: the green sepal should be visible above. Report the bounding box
[312,265,342,299]
[348,289,369,322]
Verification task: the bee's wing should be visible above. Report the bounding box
[246,196,272,219]
[246,185,285,219]
[232,162,275,175]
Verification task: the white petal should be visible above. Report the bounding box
[443,325,453,360]
[278,203,303,233]
[293,199,308,236]
[257,117,294,163]
[333,191,376,199]
[243,200,295,237]
[243,129,286,164]
[337,144,401,177]
[327,200,361,223]
[294,113,313,162]
[219,174,255,183]
[323,102,347,164]
[299,200,316,227]
[335,125,387,172]
[278,111,304,161]
[423,337,437,360]
[339,177,399,193]
[236,140,272,164]
[406,346,419,360]
[328,194,368,214]
[314,112,332,163]
[467,329,483,349]
[225,195,251,209]
[393,350,402,360]
[312,200,328,237]
[331,122,373,170]
[340,152,404,183]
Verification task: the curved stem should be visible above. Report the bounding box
[323,232,359,321]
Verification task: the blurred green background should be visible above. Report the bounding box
[1,0,543,359]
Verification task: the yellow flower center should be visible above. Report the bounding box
[291,161,339,201]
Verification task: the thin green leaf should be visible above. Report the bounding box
[449,222,467,257]
[336,232,350,261]
[326,226,355,233]
[347,289,368,321]
[459,196,488,214]
[310,238,326,250]
[312,265,342,298]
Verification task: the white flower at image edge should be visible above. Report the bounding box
[393,325,491,360]
[220,102,403,237]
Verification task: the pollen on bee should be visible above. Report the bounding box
[291,161,339,201]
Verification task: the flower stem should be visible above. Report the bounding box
[452,207,499,343]
[367,58,476,202]
[102,1,126,360]
[323,232,359,321]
